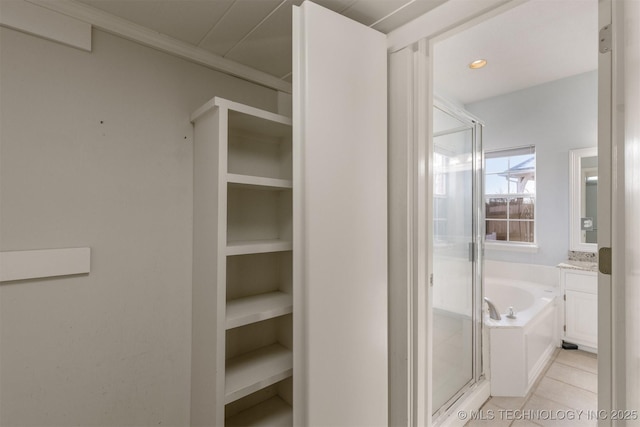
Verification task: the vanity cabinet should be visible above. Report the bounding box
[560,268,597,351]
[191,97,293,426]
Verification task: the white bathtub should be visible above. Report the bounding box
[485,278,559,397]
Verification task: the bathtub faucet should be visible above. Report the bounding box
[484,297,502,320]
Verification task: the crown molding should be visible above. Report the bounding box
[26,0,293,94]
[0,0,91,51]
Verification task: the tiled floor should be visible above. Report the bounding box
[467,349,598,426]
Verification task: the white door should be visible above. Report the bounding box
[603,0,640,417]
[293,2,388,426]
[620,0,640,413]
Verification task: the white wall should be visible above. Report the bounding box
[0,27,278,426]
[466,70,598,266]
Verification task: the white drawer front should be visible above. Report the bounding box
[564,271,597,294]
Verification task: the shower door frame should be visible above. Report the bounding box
[431,100,485,423]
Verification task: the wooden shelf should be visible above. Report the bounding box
[226,396,292,427]
[225,344,293,404]
[227,174,292,190]
[191,97,292,131]
[227,292,293,330]
[192,96,293,426]
[226,240,292,256]
[226,102,291,139]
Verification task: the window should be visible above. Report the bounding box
[485,146,536,244]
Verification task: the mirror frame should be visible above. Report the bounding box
[569,147,598,252]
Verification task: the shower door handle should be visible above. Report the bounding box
[468,242,476,262]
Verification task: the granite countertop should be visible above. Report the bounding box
[557,260,598,272]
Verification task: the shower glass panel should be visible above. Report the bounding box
[432,104,483,417]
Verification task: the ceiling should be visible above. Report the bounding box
[70,0,598,101]
[76,0,447,83]
[433,0,598,105]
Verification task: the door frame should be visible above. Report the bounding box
[386,0,619,425]
[597,0,616,423]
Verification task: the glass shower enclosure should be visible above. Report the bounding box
[431,102,484,420]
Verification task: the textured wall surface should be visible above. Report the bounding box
[0,27,277,426]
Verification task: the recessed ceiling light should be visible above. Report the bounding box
[469,59,487,69]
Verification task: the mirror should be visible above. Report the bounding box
[569,147,598,252]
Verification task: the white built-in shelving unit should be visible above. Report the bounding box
[191,97,293,426]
